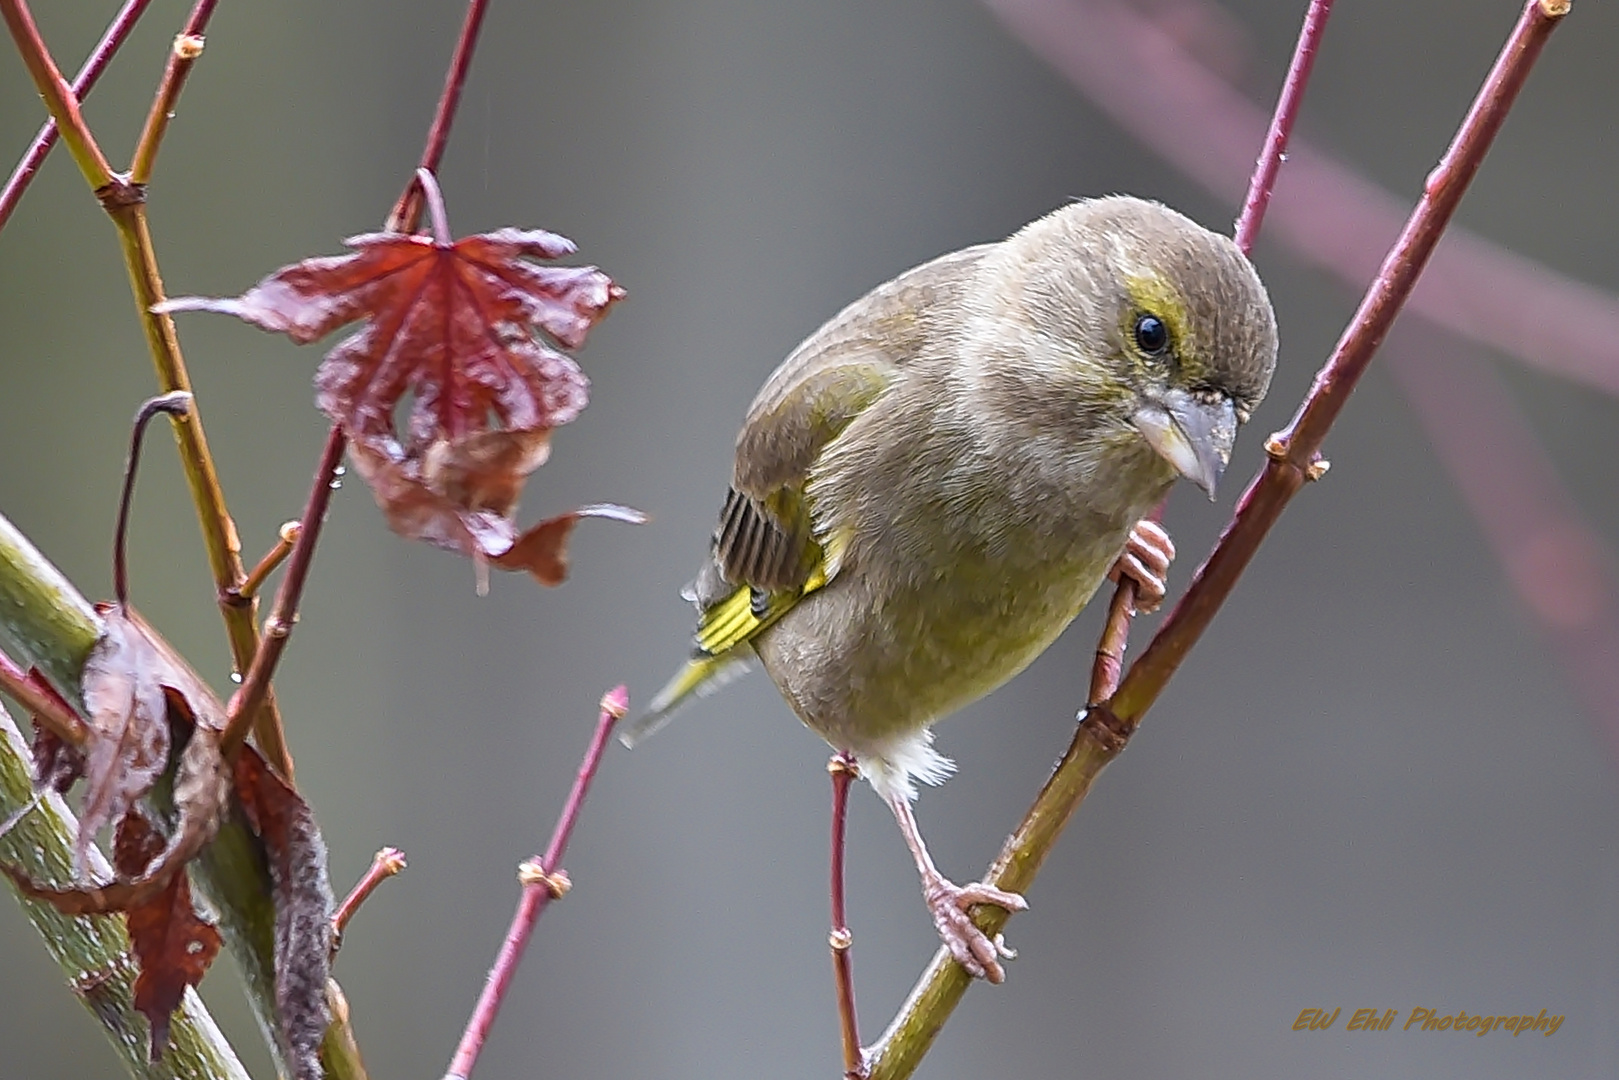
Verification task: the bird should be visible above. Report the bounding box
[624,195,1278,982]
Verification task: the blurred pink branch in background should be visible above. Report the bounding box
[986,0,1619,399]
[986,0,1619,753]
[1392,329,1619,757]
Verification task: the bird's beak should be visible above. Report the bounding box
[1131,389,1238,499]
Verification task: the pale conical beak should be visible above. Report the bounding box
[1131,389,1238,499]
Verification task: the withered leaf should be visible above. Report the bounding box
[78,607,172,869]
[114,808,222,1061]
[31,721,85,794]
[73,605,228,872]
[235,745,333,1080]
[348,433,645,587]
[493,504,648,586]
[157,227,622,448]
[2,720,227,915]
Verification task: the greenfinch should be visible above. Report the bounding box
[626,196,1278,981]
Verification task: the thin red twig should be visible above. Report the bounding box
[129,0,221,185]
[0,0,115,188]
[1232,0,1333,253]
[1086,0,1333,706]
[442,687,629,1080]
[386,0,492,233]
[221,425,346,758]
[0,648,88,746]
[332,846,408,945]
[0,0,153,233]
[828,755,862,1078]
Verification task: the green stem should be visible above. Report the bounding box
[866,718,1120,1080]
[0,513,101,706]
[3,0,294,781]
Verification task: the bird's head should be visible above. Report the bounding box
[988,196,1279,499]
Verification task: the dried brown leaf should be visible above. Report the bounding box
[114,809,222,1061]
[77,607,171,868]
[1,720,227,915]
[493,505,647,586]
[70,606,228,869]
[235,746,333,1080]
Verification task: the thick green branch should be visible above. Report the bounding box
[0,702,248,1080]
[0,513,101,704]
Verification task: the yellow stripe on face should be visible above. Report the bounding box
[1123,272,1203,382]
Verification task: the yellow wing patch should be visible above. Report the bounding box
[695,558,830,658]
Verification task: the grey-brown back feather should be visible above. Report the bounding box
[692,245,992,607]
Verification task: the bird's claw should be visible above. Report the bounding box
[922,875,1027,983]
[1107,519,1175,614]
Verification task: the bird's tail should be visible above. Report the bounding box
[619,650,753,748]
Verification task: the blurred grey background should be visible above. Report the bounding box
[2,0,1617,1077]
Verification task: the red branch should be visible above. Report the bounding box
[386,0,492,233]
[1087,0,1333,706]
[0,0,152,233]
[828,755,861,1078]
[442,687,628,1080]
[221,426,346,759]
[1108,0,1567,727]
[1232,0,1333,253]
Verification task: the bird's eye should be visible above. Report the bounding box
[1134,314,1169,357]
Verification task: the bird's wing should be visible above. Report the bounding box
[710,243,991,605]
[622,245,989,747]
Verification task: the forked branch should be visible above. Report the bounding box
[866,2,1570,1076]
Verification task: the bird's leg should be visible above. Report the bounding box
[882,789,1027,983]
[1106,518,1176,614]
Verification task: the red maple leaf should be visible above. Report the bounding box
[347,432,646,587]
[158,223,621,449]
[159,173,639,585]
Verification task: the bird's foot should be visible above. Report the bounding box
[1107,519,1175,614]
[922,873,1027,983]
